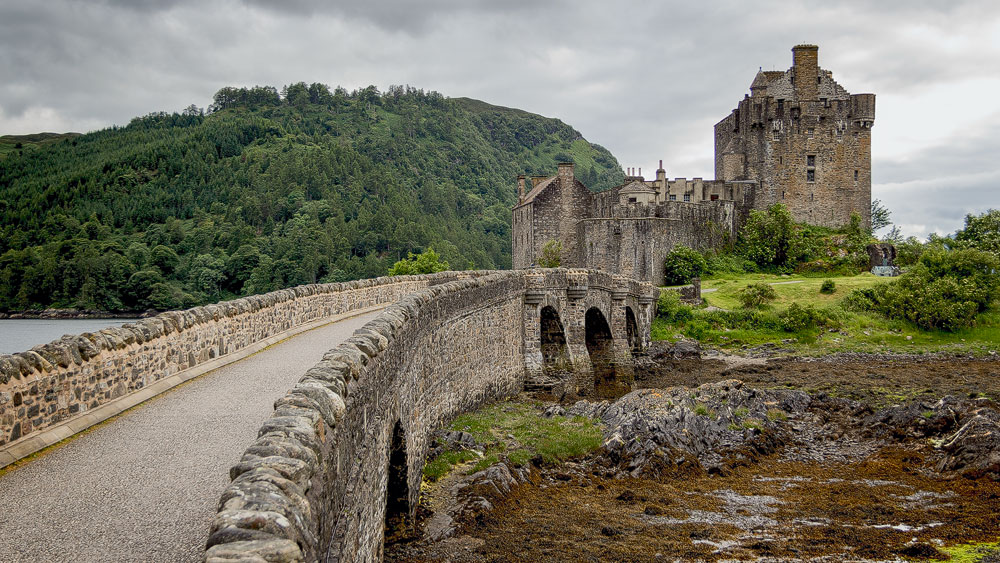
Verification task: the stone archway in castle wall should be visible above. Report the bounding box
[625,306,641,354]
[538,306,572,392]
[585,307,618,398]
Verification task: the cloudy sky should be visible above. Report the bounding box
[2,0,998,238]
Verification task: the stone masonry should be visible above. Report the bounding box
[0,274,457,454]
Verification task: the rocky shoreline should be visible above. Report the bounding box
[386,347,1000,562]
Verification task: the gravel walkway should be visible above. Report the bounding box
[0,311,379,562]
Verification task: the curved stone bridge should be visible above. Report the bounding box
[205,269,657,563]
[0,269,656,562]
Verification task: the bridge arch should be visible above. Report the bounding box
[382,420,410,546]
[625,306,641,354]
[585,307,617,398]
[539,306,571,390]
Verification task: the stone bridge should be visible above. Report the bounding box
[0,268,656,562]
[205,268,656,562]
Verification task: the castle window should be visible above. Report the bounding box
[810,193,814,201]
[669,194,676,201]
[628,197,637,203]
[710,194,719,201]
[807,169,815,182]
[854,170,859,181]
[777,99,784,110]
[683,194,691,202]
[807,155,816,167]
[782,191,786,199]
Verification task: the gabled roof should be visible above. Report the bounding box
[515,176,556,208]
[750,70,785,91]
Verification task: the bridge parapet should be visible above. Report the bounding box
[0,271,492,467]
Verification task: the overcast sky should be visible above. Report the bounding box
[2,0,998,238]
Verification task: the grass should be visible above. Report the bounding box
[701,273,886,310]
[422,399,603,481]
[655,272,1000,356]
[933,540,1000,562]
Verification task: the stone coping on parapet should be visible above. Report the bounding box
[0,305,385,469]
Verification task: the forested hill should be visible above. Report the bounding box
[0,84,623,313]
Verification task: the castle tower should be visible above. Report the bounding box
[714,44,875,228]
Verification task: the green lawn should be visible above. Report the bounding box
[701,273,886,310]
[654,273,1000,356]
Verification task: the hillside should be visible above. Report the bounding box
[0,84,623,312]
[0,133,82,160]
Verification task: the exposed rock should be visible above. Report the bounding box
[590,380,800,475]
[938,413,1000,479]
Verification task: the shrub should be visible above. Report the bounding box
[705,253,756,276]
[738,282,777,309]
[843,248,999,331]
[388,247,449,275]
[656,290,694,323]
[663,245,707,285]
[820,279,836,294]
[537,239,562,268]
[778,302,832,332]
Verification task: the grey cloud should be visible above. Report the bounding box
[1,0,998,238]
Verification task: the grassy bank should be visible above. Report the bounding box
[423,399,602,481]
[653,273,1000,356]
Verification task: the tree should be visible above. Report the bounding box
[954,209,1000,255]
[537,240,562,268]
[662,245,706,286]
[871,199,892,233]
[388,248,449,276]
[738,203,804,270]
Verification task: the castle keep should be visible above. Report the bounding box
[512,45,875,284]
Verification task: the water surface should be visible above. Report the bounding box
[0,319,140,355]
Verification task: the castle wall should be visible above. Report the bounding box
[579,201,735,284]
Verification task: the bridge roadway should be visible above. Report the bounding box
[0,310,381,562]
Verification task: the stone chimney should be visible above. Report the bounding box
[517,175,526,202]
[558,162,575,186]
[792,44,819,101]
[531,175,547,189]
[656,159,666,182]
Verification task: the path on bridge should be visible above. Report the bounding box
[0,310,380,563]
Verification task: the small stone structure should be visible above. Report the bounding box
[512,45,875,284]
[204,269,657,562]
[867,243,900,276]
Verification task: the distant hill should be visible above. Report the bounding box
[0,84,623,312]
[0,132,81,160]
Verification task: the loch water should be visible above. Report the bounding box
[0,319,140,355]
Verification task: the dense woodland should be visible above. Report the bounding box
[0,84,623,312]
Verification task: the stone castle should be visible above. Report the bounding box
[512,44,875,284]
